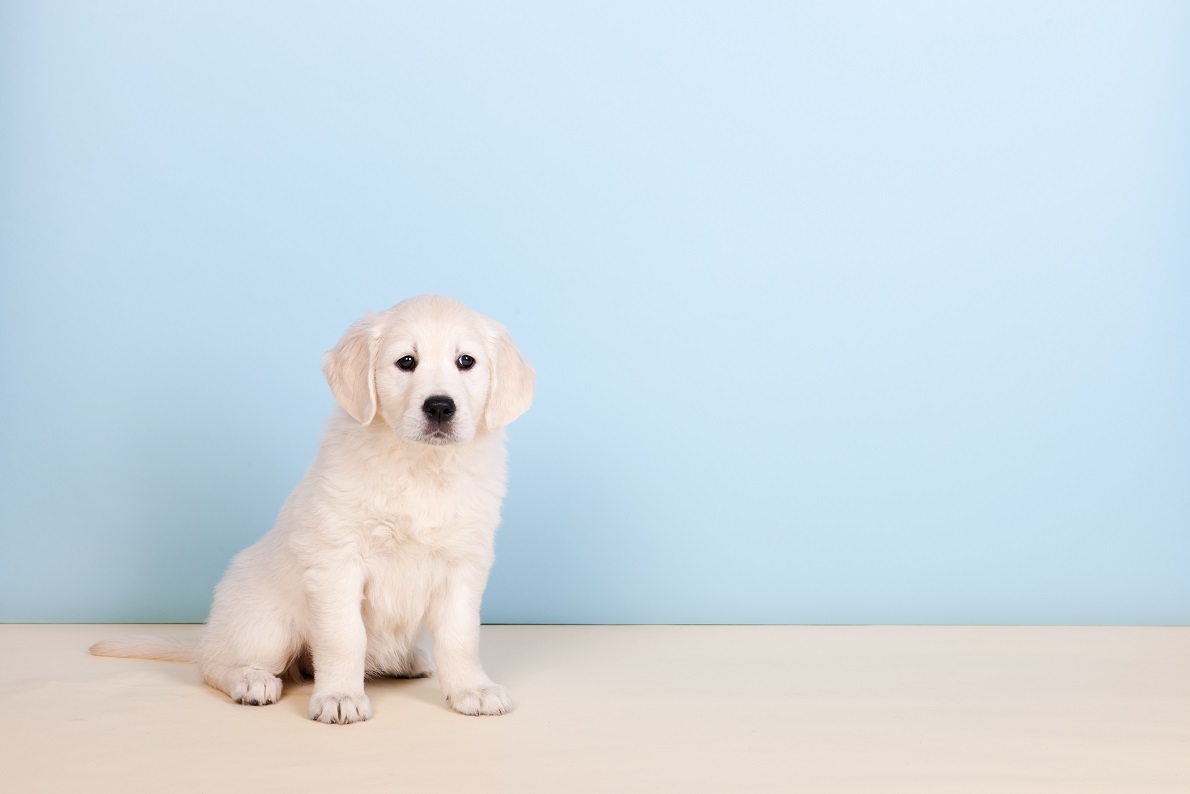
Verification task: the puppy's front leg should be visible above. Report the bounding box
[304,558,372,724]
[428,563,512,716]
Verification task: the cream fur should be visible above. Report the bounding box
[90,295,535,723]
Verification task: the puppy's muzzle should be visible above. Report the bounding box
[422,395,456,424]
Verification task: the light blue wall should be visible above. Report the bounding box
[2,1,1187,624]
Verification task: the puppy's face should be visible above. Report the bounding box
[323,295,535,445]
[373,318,489,445]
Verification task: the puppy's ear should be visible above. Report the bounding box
[322,313,381,425]
[483,319,535,430]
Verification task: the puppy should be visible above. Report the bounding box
[91,295,535,723]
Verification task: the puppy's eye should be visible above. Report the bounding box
[456,355,476,371]
[395,356,417,371]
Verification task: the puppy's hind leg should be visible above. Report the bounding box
[198,608,302,707]
[209,665,285,706]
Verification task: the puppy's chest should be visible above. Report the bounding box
[339,446,505,556]
[368,510,452,550]
[364,483,494,552]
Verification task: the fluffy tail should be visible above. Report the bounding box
[89,635,197,664]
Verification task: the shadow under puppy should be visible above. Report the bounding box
[91,295,535,724]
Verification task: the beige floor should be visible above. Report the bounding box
[1,625,1187,793]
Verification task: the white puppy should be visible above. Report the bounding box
[91,295,534,723]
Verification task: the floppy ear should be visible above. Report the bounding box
[322,313,381,425]
[484,320,535,430]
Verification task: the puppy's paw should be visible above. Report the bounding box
[446,683,512,716]
[230,671,282,706]
[308,691,373,724]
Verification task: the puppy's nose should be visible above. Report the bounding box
[422,395,456,423]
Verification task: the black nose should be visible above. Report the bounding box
[422,395,456,423]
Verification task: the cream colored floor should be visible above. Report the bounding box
[1,625,1187,793]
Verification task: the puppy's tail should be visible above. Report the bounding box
[89,635,197,664]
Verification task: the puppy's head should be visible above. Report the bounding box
[322,295,535,445]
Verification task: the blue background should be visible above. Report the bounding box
[2,1,1187,624]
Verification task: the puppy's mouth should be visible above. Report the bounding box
[420,428,456,446]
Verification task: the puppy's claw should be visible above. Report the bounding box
[308,692,372,724]
[230,671,282,706]
[447,684,512,716]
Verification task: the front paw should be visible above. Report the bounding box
[308,691,373,724]
[446,683,512,716]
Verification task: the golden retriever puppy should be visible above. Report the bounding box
[91,295,535,723]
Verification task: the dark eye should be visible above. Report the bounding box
[456,354,476,371]
[395,356,417,371]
